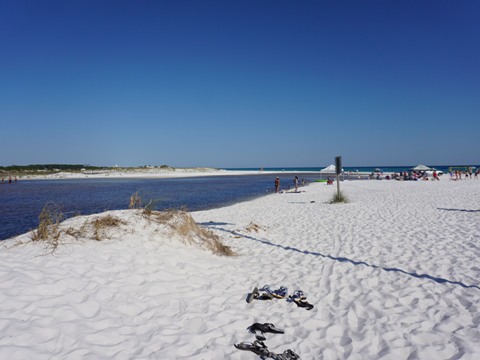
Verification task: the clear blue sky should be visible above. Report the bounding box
[1,0,479,168]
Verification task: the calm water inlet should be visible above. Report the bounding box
[0,174,318,240]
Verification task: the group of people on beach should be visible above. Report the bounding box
[1,176,17,184]
[274,176,305,193]
[376,171,440,181]
[450,168,478,180]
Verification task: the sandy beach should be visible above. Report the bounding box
[1,177,479,359]
[14,167,372,181]
[15,168,263,180]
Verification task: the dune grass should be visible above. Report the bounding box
[146,208,235,256]
[129,191,142,209]
[330,191,348,204]
[91,215,127,241]
[31,203,64,252]
[31,193,234,256]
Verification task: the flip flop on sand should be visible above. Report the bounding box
[248,285,286,302]
[259,285,288,299]
[234,340,271,357]
[293,299,314,310]
[271,349,301,360]
[268,286,289,299]
[247,286,274,302]
[248,322,285,335]
[288,291,314,311]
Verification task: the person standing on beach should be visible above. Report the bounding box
[275,177,280,193]
[294,176,299,192]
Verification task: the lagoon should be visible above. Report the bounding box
[0,173,319,240]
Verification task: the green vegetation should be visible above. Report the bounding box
[329,191,348,204]
[0,164,104,172]
[0,164,177,177]
[0,164,106,177]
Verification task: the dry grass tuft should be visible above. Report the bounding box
[91,215,126,241]
[129,191,142,209]
[130,191,162,218]
[64,225,83,240]
[150,209,234,256]
[31,203,64,252]
[142,199,154,217]
[246,222,261,233]
[151,209,177,223]
[58,215,126,242]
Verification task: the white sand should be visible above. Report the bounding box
[18,168,264,180]
[1,177,479,359]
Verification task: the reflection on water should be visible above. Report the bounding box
[0,174,318,240]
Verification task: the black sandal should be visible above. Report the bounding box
[272,348,301,360]
[234,340,271,356]
[248,322,285,335]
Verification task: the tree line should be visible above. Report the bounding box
[0,164,106,172]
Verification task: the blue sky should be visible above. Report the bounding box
[1,0,479,168]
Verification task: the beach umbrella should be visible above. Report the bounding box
[411,164,432,171]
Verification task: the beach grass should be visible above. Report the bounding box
[149,209,235,256]
[129,191,142,209]
[91,215,127,241]
[31,203,64,251]
[330,190,348,203]
[32,202,234,256]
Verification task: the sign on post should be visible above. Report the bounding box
[335,156,342,194]
[335,156,342,175]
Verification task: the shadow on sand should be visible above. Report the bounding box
[200,223,480,291]
[438,208,480,213]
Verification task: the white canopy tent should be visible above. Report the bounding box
[411,164,433,171]
[320,164,341,173]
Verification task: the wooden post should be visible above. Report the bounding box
[335,156,342,196]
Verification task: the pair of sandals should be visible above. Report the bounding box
[234,341,300,359]
[262,285,289,299]
[234,323,300,359]
[287,290,314,311]
[247,285,288,302]
[234,340,269,357]
[248,286,314,311]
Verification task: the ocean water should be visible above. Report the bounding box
[0,173,319,241]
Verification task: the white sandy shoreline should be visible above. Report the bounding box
[16,168,259,180]
[1,177,479,359]
[14,168,371,181]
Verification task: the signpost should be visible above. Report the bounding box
[335,156,342,195]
